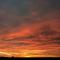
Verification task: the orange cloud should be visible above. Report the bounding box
[0,11,60,57]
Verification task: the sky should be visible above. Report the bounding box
[0,0,60,57]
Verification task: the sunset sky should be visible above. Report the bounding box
[0,0,60,57]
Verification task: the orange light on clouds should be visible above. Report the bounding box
[0,13,60,57]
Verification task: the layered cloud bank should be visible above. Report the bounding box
[0,0,60,57]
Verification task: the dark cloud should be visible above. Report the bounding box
[0,0,60,29]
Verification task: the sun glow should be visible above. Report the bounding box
[16,50,46,57]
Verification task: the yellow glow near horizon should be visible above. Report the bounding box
[17,50,46,57]
[0,49,60,57]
